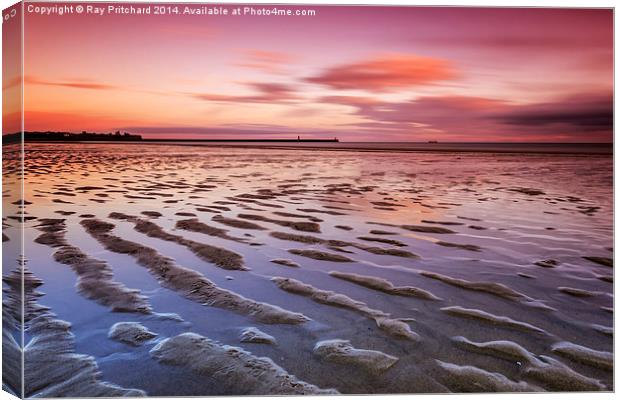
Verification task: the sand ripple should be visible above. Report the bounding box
[150,333,337,395]
[271,277,420,341]
[81,218,309,324]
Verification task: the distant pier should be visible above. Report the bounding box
[144,138,340,143]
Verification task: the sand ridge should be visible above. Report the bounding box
[80,218,309,324]
[2,268,146,397]
[34,218,152,314]
[271,276,420,341]
[150,333,337,394]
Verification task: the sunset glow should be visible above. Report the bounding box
[7,4,614,141]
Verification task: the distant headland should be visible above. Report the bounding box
[3,131,143,143]
[2,131,339,144]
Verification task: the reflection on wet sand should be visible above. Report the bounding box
[2,143,613,395]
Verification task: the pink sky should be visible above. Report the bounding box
[4,3,613,141]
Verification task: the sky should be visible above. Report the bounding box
[3,3,614,142]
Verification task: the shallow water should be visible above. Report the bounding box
[3,143,613,394]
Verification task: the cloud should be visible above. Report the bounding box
[489,93,612,131]
[191,82,298,104]
[320,92,613,141]
[25,76,119,90]
[67,91,610,142]
[306,54,457,91]
[321,94,506,126]
[237,50,296,74]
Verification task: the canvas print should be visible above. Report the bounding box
[1,1,614,397]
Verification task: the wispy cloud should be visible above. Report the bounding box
[25,76,119,90]
[191,82,298,104]
[236,50,297,74]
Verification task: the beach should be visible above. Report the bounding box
[2,142,613,395]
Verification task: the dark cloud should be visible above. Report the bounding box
[320,92,613,141]
[490,94,612,131]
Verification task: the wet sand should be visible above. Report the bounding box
[2,143,613,395]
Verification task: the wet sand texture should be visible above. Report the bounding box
[370,222,455,234]
[272,231,419,258]
[271,277,420,341]
[440,306,548,334]
[80,219,309,324]
[329,271,441,300]
[3,268,145,397]
[591,324,613,336]
[211,214,267,230]
[357,236,407,247]
[313,339,398,374]
[436,241,482,252]
[551,342,613,371]
[583,257,613,268]
[108,322,157,346]
[239,327,277,345]
[288,249,353,262]
[237,213,321,233]
[435,360,538,392]
[150,333,337,394]
[35,219,152,313]
[109,213,246,271]
[558,287,596,297]
[270,259,300,268]
[420,271,549,309]
[7,144,613,394]
[175,218,248,243]
[452,336,606,391]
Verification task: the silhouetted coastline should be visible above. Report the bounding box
[3,131,143,144]
[2,131,340,144]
